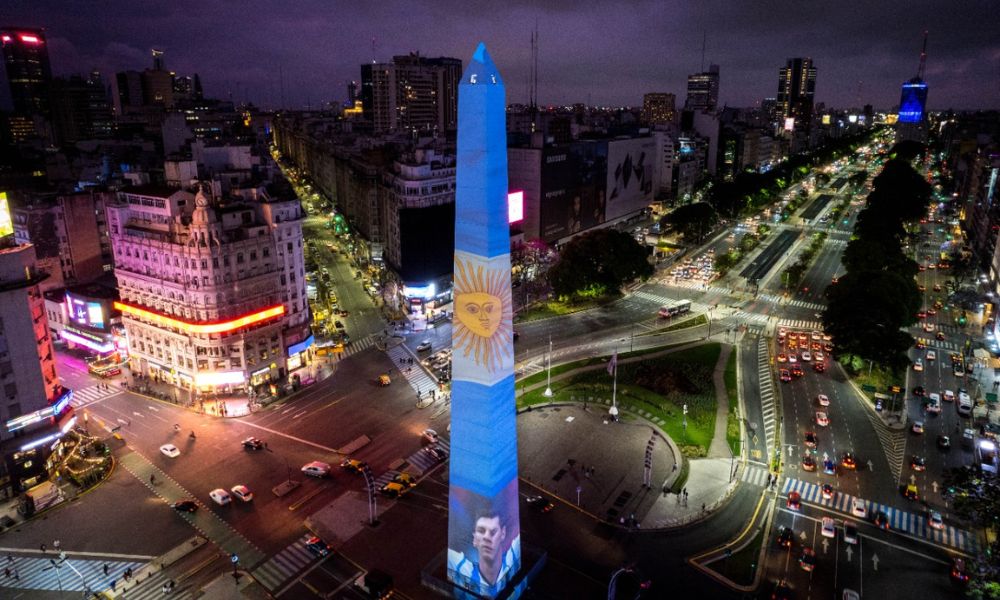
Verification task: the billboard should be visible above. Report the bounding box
[537,143,608,243]
[0,192,11,237]
[66,292,106,330]
[605,137,654,221]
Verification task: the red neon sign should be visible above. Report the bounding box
[1,36,11,43]
[114,302,285,334]
[19,35,40,44]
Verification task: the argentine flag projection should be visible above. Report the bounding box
[446,43,521,598]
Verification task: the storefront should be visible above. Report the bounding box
[1,389,75,498]
[286,334,314,372]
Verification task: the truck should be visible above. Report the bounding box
[20,480,63,515]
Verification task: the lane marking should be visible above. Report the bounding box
[0,547,157,560]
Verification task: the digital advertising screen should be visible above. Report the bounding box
[0,192,12,237]
[605,137,654,221]
[447,478,521,597]
[66,293,107,330]
[537,143,607,243]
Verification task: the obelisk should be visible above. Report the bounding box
[446,43,521,598]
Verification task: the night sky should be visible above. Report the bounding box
[5,0,998,111]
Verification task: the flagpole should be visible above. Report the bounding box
[609,345,619,421]
[543,336,553,397]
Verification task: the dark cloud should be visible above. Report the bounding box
[5,0,998,109]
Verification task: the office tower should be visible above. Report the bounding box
[897,32,930,144]
[685,64,719,111]
[777,58,816,131]
[642,93,676,126]
[48,74,113,144]
[106,185,312,394]
[0,27,52,116]
[360,53,462,134]
[142,48,174,107]
[447,43,522,598]
[347,80,358,104]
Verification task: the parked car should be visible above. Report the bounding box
[230,485,253,502]
[171,499,198,512]
[209,488,232,506]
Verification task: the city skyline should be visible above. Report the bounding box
[2,0,998,111]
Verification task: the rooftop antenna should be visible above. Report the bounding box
[371,36,377,64]
[531,22,539,111]
[916,30,928,79]
[701,31,706,72]
[279,65,286,109]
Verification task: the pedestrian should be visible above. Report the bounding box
[103,563,109,576]
[5,567,10,579]
[6,555,12,564]
[40,543,46,553]
[676,493,680,504]
[682,487,687,497]
[169,580,176,591]
[702,503,706,513]
[162,583,169,594]
[672,463,677,473]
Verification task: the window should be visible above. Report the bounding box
[250,251,257,261]
[237,253,244,264]
[262,248,270,258]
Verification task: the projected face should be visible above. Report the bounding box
[447,480,522,596]
[456,292,502,338]
[452,255,513,374]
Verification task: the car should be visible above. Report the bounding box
[954,364,965,377]
[526,495,555,513]
[788,338,798,349]
[380,481,410,498]
[938,435,952,449]
[926,393,942,414]
[927,350,937,361]
[910,454,928,471]
[916,311,927,319]
[850,497,867,518]
[912,421,925,434]
[873,511,890,530]
[422,429,439,444]
[802,455,817,471]
[821,517,836,538]
[814,351,825,361]
[944,390,956,402]
[843,590,861,600]
[811,342,822,351]
[780,369,792,382]
[913,385,926,396]
[841,452,856,470]
[815,411,830,427]
[772,581,794,600]
[777,353,788,363]
[804,432,818,448]
[843,522,859,545]
[936,331,946,341]
[811,330,822,340]
[799,547,816,572]
[914,359,924,371]
[904,483,920,501]
[824,343,834,352]
[798,333,809,342]
[775,526,794,548]
[392,472,417,488]
[242,437,264,450]
[929,510,945,530]
[823,459,836,475]
[427,446,448,461]
[304,535,332,557]
[416,340,432,352]
[302,461,332,477]
[334,320,345,330]
[171,499,198,512]
[800,351,812,362]
[927,307,937,315]
[160,444,180,458]
[963,428,976,450]
[915,337,927,349]
[787,491,802,510]
[230,485,253,502]
[813,361,826,373]
[340,458,366,473]
[952,557,970,583]
[791,364,804,377]
[787,354,798,363]
[817,394,830,407]
[822,484,834,499]
[209,488,232,506]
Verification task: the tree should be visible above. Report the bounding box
[662,202,719,243]
[841,237,917,280]
[547,229,653,300]
[867,159,931,223]
[944,466,1000,597]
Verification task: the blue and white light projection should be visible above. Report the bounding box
[898,79,928,124]
[446,43,522,598]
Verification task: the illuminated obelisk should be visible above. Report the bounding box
[446,43,521,598]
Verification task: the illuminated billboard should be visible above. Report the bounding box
[605,137,654,221]
[66,292,106,330]
[0,192,12,237]
[784,117,796,132]
[507,191,523,224]
[822,114,831,125]
[898,80,928,124]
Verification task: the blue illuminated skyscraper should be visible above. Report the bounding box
[445,43,522,598]
[896,31,930,144]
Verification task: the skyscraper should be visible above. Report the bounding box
[360,53,462,134]
[896,32,929,144]
[1,27,52,116]
[447,43,522,598]
[777,58,816,132]
[685,64,719,111]
[642,93,676,126]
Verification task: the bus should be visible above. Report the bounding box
[658,300,692,318]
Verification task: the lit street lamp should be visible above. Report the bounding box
[543,337,553,397]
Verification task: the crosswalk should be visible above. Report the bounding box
[0,556,145,595]
[757,294,825,311]
[100,568,195,600]
[386,344,439,396]
[69,384,121,409]
[252,534,325,592]
[778,319,825,332]
[742,464,771,487]
[782,477,979,553]
[757,336,778,450]
[661,279,731,295]
[732,311,770,327]
[631,290,709,314]
[862,406,907,482]
[342,334,378,357]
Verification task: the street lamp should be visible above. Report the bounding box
[543,337,553,397]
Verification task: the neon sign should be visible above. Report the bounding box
[19,35,40,44]
[63,330,114,353]
[114,302,285,334]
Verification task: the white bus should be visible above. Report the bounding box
[658,300,692,318]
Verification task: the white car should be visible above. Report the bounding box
[230,485,253,502]
[811,331,822,340]
[814,351,825,362]
[929,510,944,530]
[160,444,180,458]
[913,359,924,372]
[301,461,331,478]
[912,421,925,434]
[926,350,937,361]
[801,351,812,362]
[422,428,439,444]
[817,394,830,407]
[927,393,942,414]
[788,354,798,363]
[209,488,232,506]
[923,323,935,332]
[416,340,432,352]
[851,497,867,518]
[821,516,836,538]
[944,390,956,402]
[816,412,830,427]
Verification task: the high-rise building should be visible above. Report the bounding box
[141,49,174,108]
[896,32,930,144]
[48,74,113,145]
[360,54,462,134]
[777,58,816,132]
[642,93,676,127]
[106,185,312,394]
[0,27,52,116]
[685,64,719,111]
[0,226,74,499]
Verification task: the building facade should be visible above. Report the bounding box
[777,58,816,134]
[361,54,462,134]
[685,64,719,111]
[641,93,676,127]
[106,185,311,395]
[1,27,52,117]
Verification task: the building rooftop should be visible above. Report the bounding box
[121,184,186,198]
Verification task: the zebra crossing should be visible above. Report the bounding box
[403,437,452,476]
[732,311,770,327]
[99,569,195,600]
[661,278,731,295]
[69,384,121,409]
[386,344,439,396]
[342,333,378,357]
[742,464,771,487]
[757,294,825,311]
[862,406,907,482]
[252,534,325,592]
[757,336,778,450]
[0,556,146,595]
[782,477,979,553]
[778,319,825,332]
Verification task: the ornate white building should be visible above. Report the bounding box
[106,184,311,394]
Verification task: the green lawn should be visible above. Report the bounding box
[841,355,904,406]
[724,349,741,457]
[515,295,619,323]
[636,313,708,337]
[518,343,723,457]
